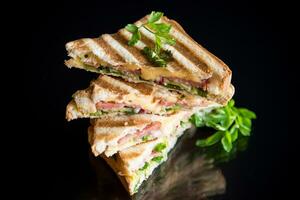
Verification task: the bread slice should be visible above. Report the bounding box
[100,124,189,195]
[65,14,234,104]
[66,75,219,121]
[88,110,193,157]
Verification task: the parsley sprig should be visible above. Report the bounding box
[190,100,256,152]
[125,11,176,67]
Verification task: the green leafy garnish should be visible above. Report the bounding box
[125,24,141,46]
[165,83,183,90]
[180,120,189,128]
[141,47,173,67]
[190,87,208,97]
[142,135,151,141]
[195,131,223,147]
[154,143,167,152]
[125,11,176,67]
[151,156,164,163]
[123,108,137,115]
[90,110,103,116]
[140,162,150,171]
[191,99,256,152]
[164,80,208,97]
[148,11,164,23]
[165,104,181,112]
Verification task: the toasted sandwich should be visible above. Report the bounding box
[66,75,218,121]
[65,15,234,105]
[88,110,194,157]
[95,123,190,195]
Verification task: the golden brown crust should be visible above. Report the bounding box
[92,76,129,95]
[114,77,154,95]
[95,37,126,64]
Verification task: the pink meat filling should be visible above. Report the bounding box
[118,122,162,144]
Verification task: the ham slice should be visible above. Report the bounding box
[96,102,124,109]
[135,122,161,137]
[159,100,175,107]
[118,122,162,144]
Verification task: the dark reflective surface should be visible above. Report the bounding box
[88,128,241,200]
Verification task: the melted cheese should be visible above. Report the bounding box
[123,63,202,83]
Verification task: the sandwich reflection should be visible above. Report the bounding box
[89,128,248,200]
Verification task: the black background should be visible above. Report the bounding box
[24,0,291,199]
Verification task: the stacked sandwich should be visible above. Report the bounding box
[65,12,234,195]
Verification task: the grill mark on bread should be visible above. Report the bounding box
[111,33,151,65]
[83,38,120,66]
[102,34,140,63]
[161,17,226,76]
[94,37,126,64]
[171,38,211,73]
[101,75,140,94]
[115,77,154,95]
[92,77,129,95]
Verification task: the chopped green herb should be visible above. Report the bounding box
[141,47,173,67]
[165,83,182,90]
[151,156,163,163]
[140,162,150,171]
[190,87,207,97]
[142,135,151,141]
[164,81,207,97]
[90,110,103,116]
[165,104,181,112]
[123,108,136,115]
[154,143,167,152]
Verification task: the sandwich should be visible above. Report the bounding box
[92,121,191,195]
[64,11,239,196]
[88,110,194,157]
[66,74,218,121]
[65,14,234,105]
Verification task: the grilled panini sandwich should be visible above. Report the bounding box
[88,110,193,157]
[66,75,218,121]
[93,121,190,195]
[65,15,234,105]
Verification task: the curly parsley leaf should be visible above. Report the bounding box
[125,24,138,33]
[148,11,164,23]
[142,47,173,67]
[125,11,176,67]
[128,30,141,46]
